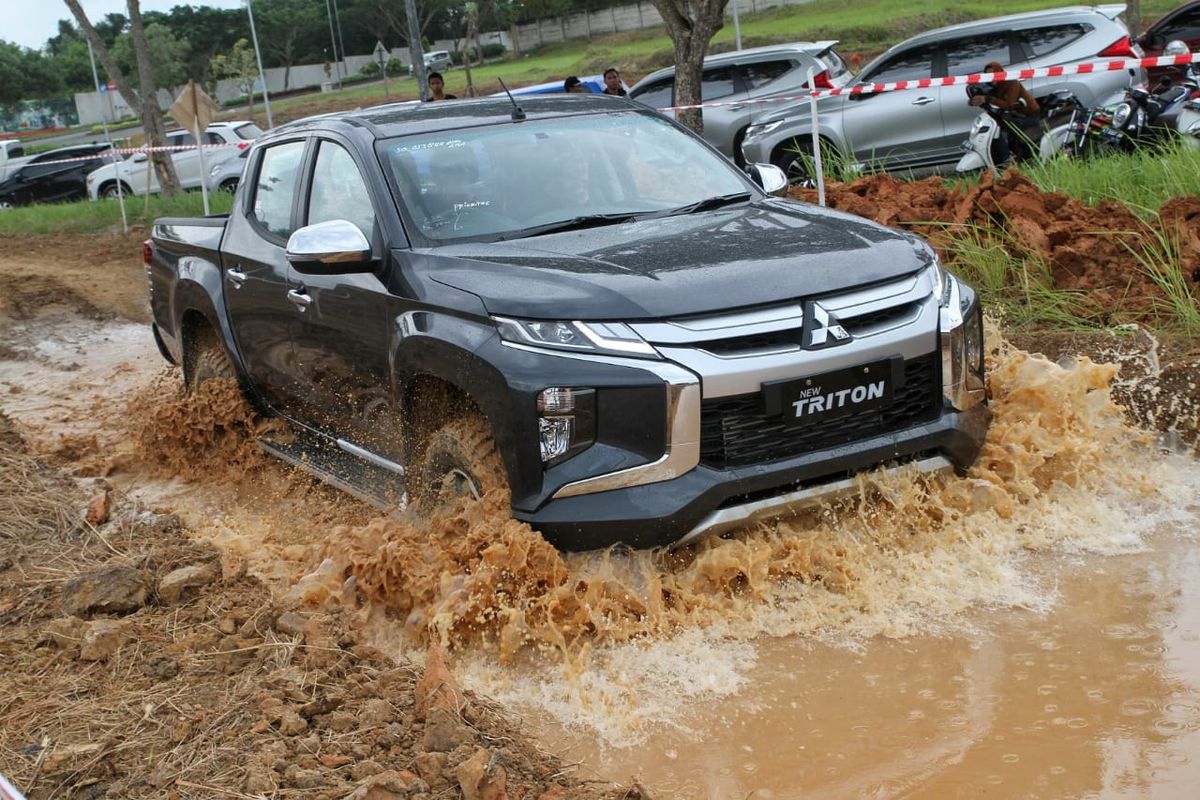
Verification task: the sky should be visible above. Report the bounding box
[7,0,246,51]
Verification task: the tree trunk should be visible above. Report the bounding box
[585,9,593,41]
[1127,0,1142,36]
[510,23,521,58]
[651,0,730,133]
[127,0,182,196]
[63,0,143,119]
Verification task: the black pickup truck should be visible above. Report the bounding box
[146,94,989,550]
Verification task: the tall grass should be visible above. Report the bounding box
[1024,141,1200,216]
[931,221,1106,330]
[0,192,233,236]
[1121,226,1200,336]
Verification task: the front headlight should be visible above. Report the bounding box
[1112,101,1133,130]
[927,257,950,307]
[495,317,658,359]
[745,120,784,139]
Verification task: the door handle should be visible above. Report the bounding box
[911,96,936,106]
[226,267,246,288]
[727,104,746,112]
[287,288,312,311]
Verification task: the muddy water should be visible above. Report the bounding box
[4,304,1200,798]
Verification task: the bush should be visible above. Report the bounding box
[359,61,381,78]
[482,43,506,59]
[385,58,405,77]
[450,48,478,63]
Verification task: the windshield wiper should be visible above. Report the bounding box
[499,212,639,240]
[651,192,753,218]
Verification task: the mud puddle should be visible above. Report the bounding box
[5,296,1200,798]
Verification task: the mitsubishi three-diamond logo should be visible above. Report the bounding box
[801,301,851,349]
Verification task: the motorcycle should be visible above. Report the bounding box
[1179,98,1200,149]
[956,85,1082,173]
[1042,41,1200,159]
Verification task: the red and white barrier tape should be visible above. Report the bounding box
[15,142,248,170]
[661,52,1200,112]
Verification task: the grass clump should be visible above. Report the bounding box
[0,191,233,236]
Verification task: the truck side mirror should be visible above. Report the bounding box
[286,219,373,274]
[746,163,788,196]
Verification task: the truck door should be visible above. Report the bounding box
[285,138,397,458]
[220,138,309,416]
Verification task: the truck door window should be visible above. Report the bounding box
[860,45,937,84]
[307,141,377,241]
[250,140,306,239]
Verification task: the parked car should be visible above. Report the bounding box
[410,50,452,75]
[498,74,615,95]
[1139,0,1200,82]
[741,5,1144,181]
[0,139,33,183]
[0,143,119,209]
[206,147,250,194]
[86,120,262,200]
[629,42,853,163]
[144,94,988,550]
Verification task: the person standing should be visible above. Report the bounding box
[602,68,627,97]
[426,72,458,101]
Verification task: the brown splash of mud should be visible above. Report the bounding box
[332,334,1168,666]
[130,374,280,481]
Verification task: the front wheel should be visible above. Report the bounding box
[102,182,131,199]
[218,178,239,194]
[772,138,818,187]
[411,415,508,512]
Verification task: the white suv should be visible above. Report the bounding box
[86,121,262,200]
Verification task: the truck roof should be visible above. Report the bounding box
[274,94,641,140]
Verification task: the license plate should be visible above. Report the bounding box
[763,360,895,427]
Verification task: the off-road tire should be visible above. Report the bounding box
[412,414,508,511]
[186,325,235,392]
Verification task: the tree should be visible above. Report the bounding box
[62,0,181,195]
[648,0,731,133]
[212,39,261,115]
[112,23,191,90]
[257,0,323,91]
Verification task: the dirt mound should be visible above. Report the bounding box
[795,170,1200,322]
[0,417,648,799]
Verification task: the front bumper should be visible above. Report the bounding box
[520,403,989,550]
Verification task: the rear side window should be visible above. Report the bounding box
[862,45,938,83]
[234,123,264,140]
[701,65,739,100]
[631,76,674,109]
[169,132,197,147]
[1020,24,1090,58]
[742,59,795,89]
[251,140,306,239]
[944,33,1016,76]
[203,132,224,145]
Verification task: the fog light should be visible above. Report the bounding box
[539,417,575,462]
[537,387,595,466]
[964,306,984,375]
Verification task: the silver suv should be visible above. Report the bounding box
[741,5,1143,180]
[629,42,852,163]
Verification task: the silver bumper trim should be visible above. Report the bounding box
[674,455,955,547]
[499,342,702,499]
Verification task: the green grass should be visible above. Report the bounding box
[0,191,232,236]
[1024,142,1200,216]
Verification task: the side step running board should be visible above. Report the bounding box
[259,430,406,511]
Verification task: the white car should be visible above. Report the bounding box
[86,121,262,200]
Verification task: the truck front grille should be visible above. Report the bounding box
[699,353,941,469]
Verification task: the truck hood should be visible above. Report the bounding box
[422,200,933,320]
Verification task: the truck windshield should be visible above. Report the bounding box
[380,111,751,243]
